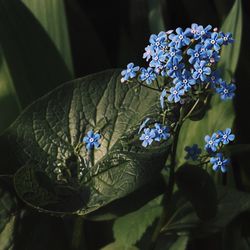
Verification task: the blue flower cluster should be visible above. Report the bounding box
[204,128,235,152]
[83,130,101,150]
[204,128,235,172]
[121,24,236,106]
[139,122,170,147]
[184,128,235,173]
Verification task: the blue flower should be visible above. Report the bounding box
[167,57,185,78]
[209,50,220,64]
[187,44,210,64]
[121,63,140,82]
[204,133,220,152]
[166,47,183,63]
[154,123,170,141]
[168,82,185,103]
[210,153,230,173]
[160,89,167,109]
[169,27,191,49]
[209,70,222,87]
[204,32,223,51]
[149,49,167,69]
[195,24,212,40]
[218,128,235,145]
[189,23,202,38]
[220,32,234,45]
[192,60,211,81]
[185,144,202,161]
[149,31,167,49]
[139,128,156,147]
[83,130,101,150]
[216,81,236,100]
[189,23,212,40]
[173,69,196,91]
[138,118,150,134]
[143,45,154,61]
[139,67,156,85]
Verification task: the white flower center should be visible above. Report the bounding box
[224,89,229,94]
[156,41,160,46]
[223,134,227,139]
[198,69,203,74]
[179,35,183,40]
[89,138,94,142]
[217,161,222,165]
[183,79,188,84]
[173,90,178,95]
[170,52,175,56]
[224,37,228,41]
[173,66,178,70]
[211,40,216,44]
[201,31,205,35]
[195,53,199,57]
[145,135,149,140]
[158,129,163,134]
[209,140,213,145]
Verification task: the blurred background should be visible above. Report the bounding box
[0,0,250,249]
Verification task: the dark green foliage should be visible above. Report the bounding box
[175,164,218,220]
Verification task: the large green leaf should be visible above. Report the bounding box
[0,0,72,111]
[112,196,163,247]
[0,69,169,215]
[176,0,242,167]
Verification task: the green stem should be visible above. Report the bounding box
[71,216,87,250]
[135,79,161,92]
[150,122,182,249]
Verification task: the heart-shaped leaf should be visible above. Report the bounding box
[0,69,170,215]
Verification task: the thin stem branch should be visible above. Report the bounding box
[150,122,182,249]
[135,79,162,92]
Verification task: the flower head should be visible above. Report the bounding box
[204,132,220,152]
[167,57,185,78]
[185,144,202,161]
[121,63,139,82]
[192,60,211,81]
[216,81,236,100]
[168,82,185,103]
[149,31,167,49]
[218,128,235,145]
[139,128,156,147]
[210,153,230,173]
[187,44,210,64]
[154,123,170,141]
[169,27,191,49]
[139,67,156,85]
[204,32,223,51]
[83,130,101,150]
[220,32,234,45]
[173,69,196,91]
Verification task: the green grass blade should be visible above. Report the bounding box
[22,0,74,76]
